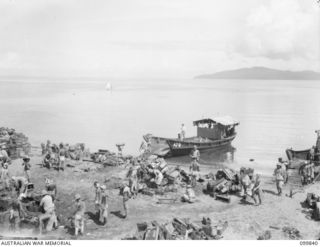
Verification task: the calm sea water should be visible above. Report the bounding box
[1,78,320,174]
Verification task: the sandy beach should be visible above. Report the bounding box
[0,151,318,240]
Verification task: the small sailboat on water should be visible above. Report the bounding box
[105,82,112,91]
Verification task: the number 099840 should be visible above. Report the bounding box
[300,241,318,246]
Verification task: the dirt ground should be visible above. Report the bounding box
[1,152,320,240]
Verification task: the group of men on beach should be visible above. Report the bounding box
[42,141,67,171]
[93,181,109,224]
[299,161,316,185]
[0,149,89,237]
[0,152,58,234]
[0,153,32,192]
[41,140,88,171]
[238,157,289,206]
[1,152,134,237]
[94,179,133,221]
[298,146,318,185]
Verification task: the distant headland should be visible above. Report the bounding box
[195,67,320,80]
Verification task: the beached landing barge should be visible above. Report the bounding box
[144,116,239,157]
[286,130,320,168]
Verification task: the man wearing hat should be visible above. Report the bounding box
[277,157,287,170]
[121,183,131,219]
[239,168,251,200]
[73,193,86,236]
[182,184,196,203]
[0,145,10,166]
[43,149,53,169]
[273,162,286,196]
[189,146,200,180]
[190,145,200,161]
[1,162,10,190]
[45,140,51,153]
[93,181,102,217]
[190,157,200,180]
[58,144,66,171]
[277,157,289,183]
[45,177,58,201]
[309,161,315,184]
[298,161,308,185]
[22,156,31,182]
[310,146,316,161]
[304,161,315,185]
[252,174,262,206]
[128,170,138,199]
[39,189,57,235]
[180,123,186,140]
[41,143,46,155]
[99,185,108,226]
[0,145,9,160]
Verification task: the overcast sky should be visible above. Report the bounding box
[0,0,319,79]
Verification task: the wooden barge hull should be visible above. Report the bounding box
[144,134,236,157]
[166,134,236,157]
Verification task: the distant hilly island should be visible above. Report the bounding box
[195,67,320,80]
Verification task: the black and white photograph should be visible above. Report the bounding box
[0,0,319,243]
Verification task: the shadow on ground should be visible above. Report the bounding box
[110,210,125,219]
[263,189,278,196]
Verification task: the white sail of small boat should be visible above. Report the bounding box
[105,82,112,91]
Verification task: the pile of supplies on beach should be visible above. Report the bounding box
[204,167,244,202]
[90,149,132,166]
[125,155,194,197]
[0,127,31,159]
[124,217,228,240]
